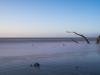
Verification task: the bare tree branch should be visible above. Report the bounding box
[66,31,90,44]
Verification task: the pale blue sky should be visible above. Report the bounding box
[0,0,100,37]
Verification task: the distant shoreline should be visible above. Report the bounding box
[0,37,96,42]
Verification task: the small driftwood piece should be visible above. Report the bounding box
[71,38,79,44]
[66,31,90,44]
[96,35,100,44]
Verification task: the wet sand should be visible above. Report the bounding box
[0,40,100,75]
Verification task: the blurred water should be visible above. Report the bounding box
[0,41,100,75]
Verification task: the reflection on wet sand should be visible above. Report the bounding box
[0,41,100,75]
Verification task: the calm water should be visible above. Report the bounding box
[0,40,100,75]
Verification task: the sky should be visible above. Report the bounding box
[0,0,100,37]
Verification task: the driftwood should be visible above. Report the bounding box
[96,35,100,44]
[66,31,90,44]
[71,38,79,43]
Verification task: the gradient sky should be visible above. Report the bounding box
[0,0,100,37]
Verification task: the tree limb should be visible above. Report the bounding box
[66,31,90,44]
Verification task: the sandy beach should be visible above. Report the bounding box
[0,39,100,75]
